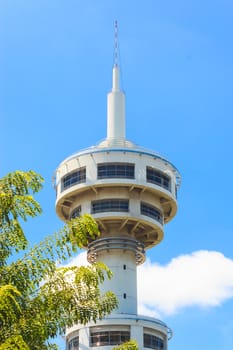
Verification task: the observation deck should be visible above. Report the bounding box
[55,140,180,250]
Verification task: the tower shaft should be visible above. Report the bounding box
[92,242,137,314]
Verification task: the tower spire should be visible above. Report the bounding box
[107,21,125,142]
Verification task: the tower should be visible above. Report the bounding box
[55,23,181,350]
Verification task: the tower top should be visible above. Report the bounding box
[57,22,181,187]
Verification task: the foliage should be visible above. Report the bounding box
[113,340,139,350]
[0,170,118,349]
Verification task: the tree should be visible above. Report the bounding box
[113,340,139,350]
[0,170,118,349]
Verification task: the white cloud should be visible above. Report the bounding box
[137,303,161,319]
[138,250,233,316]
[64,250,233,317]
[64,251,89,267]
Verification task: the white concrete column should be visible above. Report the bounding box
[131,325,144,349]
[79,327,90,350]
[96,249,137,315]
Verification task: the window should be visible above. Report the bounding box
[68,336,79,350]
[62,167,86,191]
[147,167,171,192]
[90,331,130,347]
[91,199,129,214]
[144,333,164,350]
[70,205,81,219]
[98,163,134,179]
[141,202,163,224]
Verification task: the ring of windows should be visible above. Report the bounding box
[60,163,172,194]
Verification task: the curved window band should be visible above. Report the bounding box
[62,167,86,191]
[144,333,165,350]
[98,163,134,179]
[70,205,81,219]
[141,202,163,224]
[91,199,129,214]
[90,331,130,347]
[147,167,171,192]
[68,336,79,350]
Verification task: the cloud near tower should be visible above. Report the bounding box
[66,250,233,317]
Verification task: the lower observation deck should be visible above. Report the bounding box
[66,313,172,349]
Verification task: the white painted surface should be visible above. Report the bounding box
[96,249,137,314]
[107,65,125,141]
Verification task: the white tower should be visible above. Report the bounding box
[55,22,181,350]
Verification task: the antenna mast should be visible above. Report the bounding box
[114,20,119,67]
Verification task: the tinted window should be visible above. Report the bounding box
[141,202,163,224]
[62,167,86,191]
[90,331,130,347]
[91,199,129,214]
[144,333,164,350]
[98,163,134,179]
[70,205,81,219]
[68,336,79,350]
[147,167,171,192]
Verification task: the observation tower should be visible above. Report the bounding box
[55,23,181,350]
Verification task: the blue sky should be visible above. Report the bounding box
[1,1,233,349]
